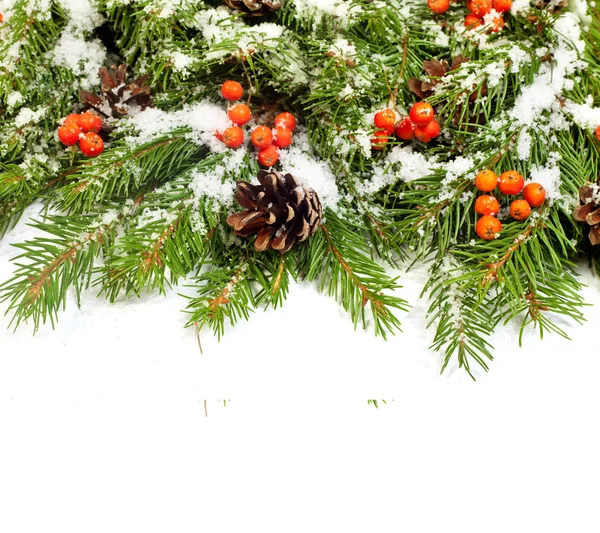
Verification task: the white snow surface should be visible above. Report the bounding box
[1,201,600,533]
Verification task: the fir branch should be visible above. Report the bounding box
[0,196,143,331]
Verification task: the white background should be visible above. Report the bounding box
[1,202,600,532]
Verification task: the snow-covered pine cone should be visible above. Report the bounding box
[80,64,152,122]
[574,184,600,245]
[226,169,322,253]
[223,0,281,16]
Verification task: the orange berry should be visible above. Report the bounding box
[414,118,440,143]
[272,127,293,148]
[476,215,502,240]
[522,183,546,207]
[257,145,279,167]
[251,126,273,149]
[510,199,531,221]
[79,132,104,157]
[489,14,504,33]
[222,126,244,148]
[221,80,243,101]
[464,14,483,28]
[475,170,498,192]
[498,170,524,195]
[58,124,81,146]
[595,125,600,142]
[274,112,297,132]
[409,102,434,127]
[395,117,415,141]
[371,130,389,150]
[493,0,512,12]
[228,104,252,126]
[79,110,102,133]
[428,0,450,13]
[467,0,492,16]
[64,113,83,129]
[374,109,396,131]
[0,12,3,23]
[474,195,500,216]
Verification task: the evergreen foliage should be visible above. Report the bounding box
[0,0,599,376]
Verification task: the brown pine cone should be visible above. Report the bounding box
[80,64,152,121]
[574,184,600,245]
[226,169,322,253]
[223,0,281,16]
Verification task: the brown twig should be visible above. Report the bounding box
[321,224,384,310]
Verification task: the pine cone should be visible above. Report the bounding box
[226,170,322,253]
[223,0,281,16]
[573,184,600,245]
[80,64,152,122]
[533,0,569,12]
[408,56,472,100]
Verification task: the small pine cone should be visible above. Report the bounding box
[573,184,600,245]
[226,169,322,253]
[533,0,569,12]
[80,64,152,122]
[223,0,281,16]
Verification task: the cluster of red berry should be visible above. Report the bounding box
[371,102,440,150]
[0,12,4,22]
[595,125,600,142]
[217,80,297,167]
[474,169,546,240]
[428,0,510,33]
[57,111,104,158]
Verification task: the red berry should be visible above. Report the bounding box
[79,110,102,133]
[510,199,531,221]
[493,0,512,12]
[257,145,279,167]
[395,117,415,141]
[79,132,104,157]
[222,126,244,149]
[274,112,297,132]
[596,126,600,142]
[409,102,435,127]
[498,170,524,195]
[374,109,396,131]
[221,80,243,101]
[474,195,500,216]
[371,130,389,150]
[64,113,82,129]
[414,119,441,142]
[475,170,498,192]
[467,0,492,16]
[489,14,504,32]
[251,126,273,149]
[0,13,3,23]
[522,183,546,207]
[272,127,293,148]
[476,215,502,240]
[228,104,252,126]
[58,124,81,146]
[428,0,450,13]
[465,14,483,28]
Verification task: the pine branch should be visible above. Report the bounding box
[0,196,143,331]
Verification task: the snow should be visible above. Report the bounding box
[123,102,231,151]
[278,133,340,210]
[168,51,195,76]
[50,0,106,90]
[6,91,23,109]
[13,106,46,128]
[527,164,562,203]
[1,203,600,533]
[193,7,285,61]
[292,0,359,26]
